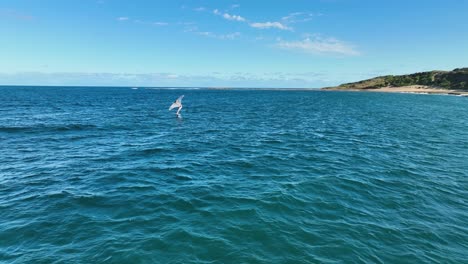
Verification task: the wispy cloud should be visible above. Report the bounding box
[0,71,332,88]
[223,13,245,22]
[213,9,245,22]
[152,22,168,26]
[221,32,241,40]
[183,24,240,40]
[194,7,206,12]
[196,31,241,40]
[276,36,360,56]
[282,12,302,21]
[250,21,292,31]
[118,17,169,26]
[166,74,179,79]
[281,12,322,23]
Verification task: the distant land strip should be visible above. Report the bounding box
[322,68,468,95]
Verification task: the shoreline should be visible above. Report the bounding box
[322,85,468,96]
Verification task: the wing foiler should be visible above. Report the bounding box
[169,95,184,117]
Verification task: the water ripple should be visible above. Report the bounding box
[1,87,467,263]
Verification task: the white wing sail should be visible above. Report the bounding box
[169,95,184,111]
[168,102,180,110]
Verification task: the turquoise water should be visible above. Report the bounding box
[1,86,467,263]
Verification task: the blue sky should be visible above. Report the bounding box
[1,0,467,88]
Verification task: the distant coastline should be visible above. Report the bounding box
[323,85,468,96]
[322,68,468,96]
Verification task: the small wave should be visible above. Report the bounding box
[173,175,193,181]
[144,166,194,176]
[54,124,97,131]
[145,87,202,90]
[0,126,28,132]
[217,159,255,168]
[139,147,166,155]
[116,185,157,192]
[0,124,97,133]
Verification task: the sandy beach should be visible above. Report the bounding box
[324,85,468,96]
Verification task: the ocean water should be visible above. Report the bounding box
[1,86,467,263]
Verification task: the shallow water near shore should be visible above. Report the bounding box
[1,86,467,263]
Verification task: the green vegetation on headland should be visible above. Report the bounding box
[323,68,468,90]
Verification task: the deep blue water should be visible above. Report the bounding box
[1,86,467,263]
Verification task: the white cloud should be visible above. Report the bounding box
[276,36,360,56]
[213,9,245,22]
[250,21,292,31]
[0,71,335,88]
[124,19,168,26]
[221,32,241,40]
[196,31,214,37]
[178,22,196,26]
[282,12,303,21]
[194,7,206,11]
[195,31,241,40]
[281,12,322,23]
[152,22,168,26]
[223,13,245,22]
[230,4,240,9]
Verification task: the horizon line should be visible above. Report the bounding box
[0,84,323,90]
